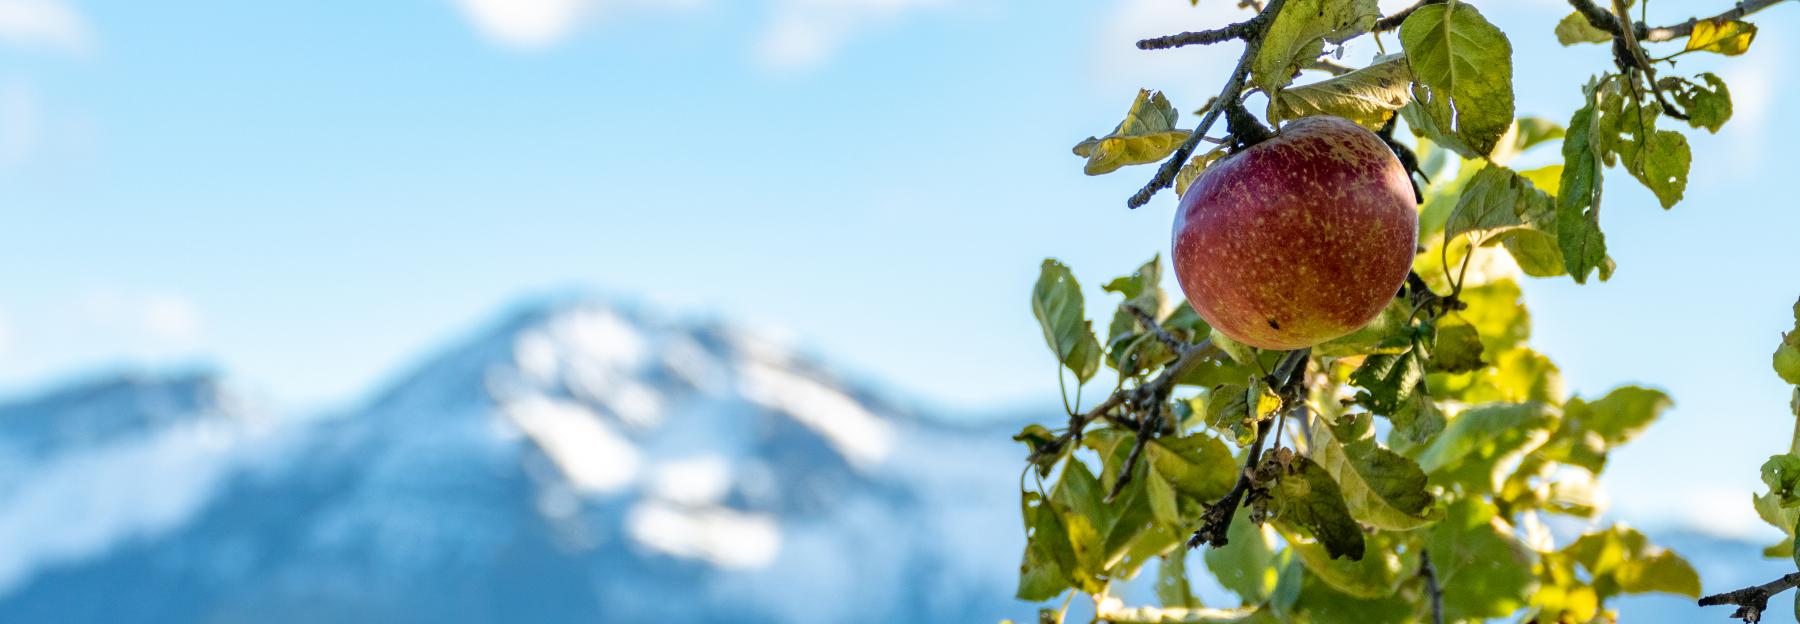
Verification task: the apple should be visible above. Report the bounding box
[1171,115,1418,351]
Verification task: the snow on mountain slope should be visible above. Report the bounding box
[0,372,275,597]
[0,297,1029,623]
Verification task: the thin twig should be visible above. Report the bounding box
[1420,549,1444,624]
[1128,0,1290,209]
[1569,0,1792,42]
[1126,304,1185,352]
[1699,572,1800,622]
[1137,20,1258,50]
[1373,0,1444,32]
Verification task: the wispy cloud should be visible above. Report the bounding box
[754,0,950,71]
[0,0,93,55]
[449,0,946,71]
[450,0,705,50]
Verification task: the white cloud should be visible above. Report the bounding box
[754,0,949,71]
[449,0,942,70]
[453,0,594,49]
[450,0,705,50]
[0,0,92,54]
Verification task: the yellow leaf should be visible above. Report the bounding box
[1686,18,1756,56]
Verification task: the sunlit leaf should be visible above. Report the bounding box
[1271,53,1412,129]
[1554,11,1611,45]
[1073,90,1191,175]
[1686,18,1757,56]
[1400,2,1515,157]
[1308,413,1439,530]
[1428,498,1536,620]
[1252,0,1380,97]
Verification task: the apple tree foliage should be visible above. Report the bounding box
[1013,1,1794,622]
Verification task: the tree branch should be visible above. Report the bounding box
[1128,0,1291,209]
[1188,348,1310,549]
[1699,572,1800,623]
[1569,0,1792,42]
[1126,304,1186,352]
[1420,549,1444,624]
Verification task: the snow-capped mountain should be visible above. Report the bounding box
[0,297,1027,623]
[0,295,1788,623]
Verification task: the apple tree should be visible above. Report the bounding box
[1012,1,1796,622]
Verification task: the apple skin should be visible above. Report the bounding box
[1172,115,1418,351]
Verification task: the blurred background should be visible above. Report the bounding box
[1,0,1798,621]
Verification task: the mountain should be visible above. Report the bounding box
[0,295,1788,623]
[0,298,1028,623]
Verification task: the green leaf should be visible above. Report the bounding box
[1569,386,1672,444]
[1284,527,1410,599]
[1251,0,1380,97]
[1443,164,1559,275]
[1660,73,1732,133]
[1685,18,1757,56]
[1349,331,1429,415]
[1432,320,1486,374]
[1269,452,1366,561]
[1456,278,1531,354]
[1271,53,1412,129]
[1488,117,1567,167]
[1308,413,1438,530]
[1157,552,1203,609]
[1104,257,1174,376]
[1428,498,1536,620]
[1557,78,1610,284]
[1317,299,1414,358]
[1616,128,1691,209]
[1417,401,1558,493]
[1147,466,1182,529]
[1774,295,1800,385]
[1286,563,1414,624]
[1018,490,1076,600]
[1051,460,1111,585]
[1400,2,1514,157]
[1073,90,1191,175]
[1205,507,1279,604]
[1032,259,1103,383]
[1564,526,1701,599]
[1148,434,1239,502]
[1554,12,1612,45]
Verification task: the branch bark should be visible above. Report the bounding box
[1569,0,1792,42]
[1699,572,1800,623]
[1420,549,1444,624]
[1128,0,1290,209]
[1373,0,1443,32]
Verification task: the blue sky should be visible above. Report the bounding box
[1,0,1797,533]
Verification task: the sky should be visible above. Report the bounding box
[1,0,1798,535]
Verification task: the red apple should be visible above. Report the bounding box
[1172,115,1417,351]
